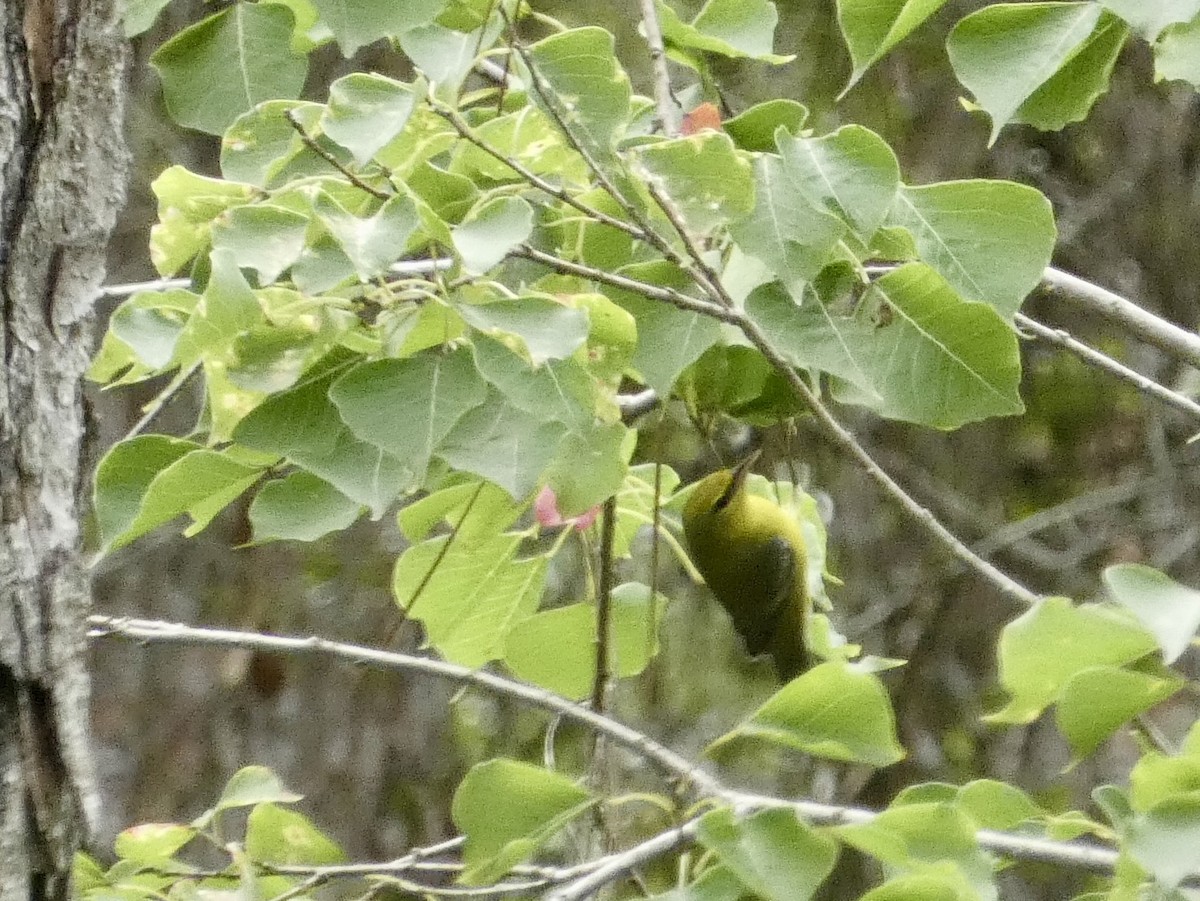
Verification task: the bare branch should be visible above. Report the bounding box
[97,259,455,301]
[284,109,391,201]
[591,496,618,712]
[548,816,701,901]
[1016,312,1200,423]
[1040,267,1200,371]
[511,244,739,323]
[430,101,646,241]
[123,362,201,440]
[87,615,726,797]
[635,0,680,135]
[731,313,1041,607]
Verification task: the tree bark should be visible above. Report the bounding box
[0,1,127,897]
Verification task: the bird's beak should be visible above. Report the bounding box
[731,448,762,491]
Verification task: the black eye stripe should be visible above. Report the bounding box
[713,479,738,511]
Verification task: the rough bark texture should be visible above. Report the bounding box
[0,0,127,897]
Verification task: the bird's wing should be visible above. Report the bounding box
[730,535,795,655]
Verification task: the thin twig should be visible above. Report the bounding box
[98,259,456,301]
[642,181,733,307]
[636,0,680,135]
[1016,312,1200,423]
[734,314,1041,607]
[1040,267,1200,371]
[592,495,617,712]
[549,815,702,901]
[431,102,646,241]
[123,362,201,440]
[284,109,391,201]
[511,244,737,323]
[89,615,1172,892]
[87,615,726,797]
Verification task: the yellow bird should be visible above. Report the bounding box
[682,451,809,680]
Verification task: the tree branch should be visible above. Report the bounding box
[635,0,680,135]
[1040,267,1200,371]
[1016,312,1200,423]
[510,244,739,323]
[90,616,1168,894]
[87,615,726,797]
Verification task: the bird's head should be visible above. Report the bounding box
[683,449,761,525]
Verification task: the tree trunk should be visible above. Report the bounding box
[0,1,127,896]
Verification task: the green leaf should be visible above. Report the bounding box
[1101,0,1200,39]
[837,0,950,91]
[149,166,257,275]
[838,264,1023,426]
[400,20,502,97]
[1127,797,1200,890]
[246,804,345,866]
[606,262,722,395]
[710,660,905,765]
[124,0,173,36]
[221,101,323,188]
[93,438,264,552]
[320,73,416,165]
[1155,14,1200,86]
[724,100,808,153]
[695,807,838,901]
[1009,14,1127,133]
[946,2,1102,144]
[452,759,593,885]
[1104,563,1200,664]
[458,294,589,366]
[526,28,632,155]
[657,0,795,63]
[394,533,547,666]
[746,266,1024,430]
[471,337,594,428]
[451,196,534,274]
[1056,665,1183,759]
[313,191,421,280]
[329,348,487,481]
[397,478,523,543]
[106,288,197,373]
[119,449,264,549]
[211,204,309,284]
[451,107,584,184]
[856,870,977,900]
[1130,753,1200,813]
[233,358,410,515]
[543,422,633,516]
[310,0,446,55]
[213,766,303,813]
[729,153,847,294]
[173,249,265,370]
[988,596,1158,723]
[93,436,197,551]
[504,583,664,699]
[838,803,992,896]
[114,823,197,863]
[248,471,363,542]
[438,391,567,500]
[956,780,1042,830]
[631,133,755,234]
[151,5,308,136]
[778,126,901,238]
[887,180,1055,316]
[407,162,479,223]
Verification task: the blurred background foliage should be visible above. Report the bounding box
[92,1,1200,897]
